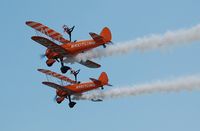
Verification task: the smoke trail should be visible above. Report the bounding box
[74,75,200,100]
[74,24,200,61]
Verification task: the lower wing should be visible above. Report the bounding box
[42,81,74,95]
[31,36,70,57]
[79,60,101,68]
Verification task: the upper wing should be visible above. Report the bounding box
[79,60,101,68]
[26,21,70,44]
[38,69,76,84]
[32,36,69,57]
[89,32,105,44]
[42,81,74,94]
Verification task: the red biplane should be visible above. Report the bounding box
[26,21,112,73]
[38,69,112,108]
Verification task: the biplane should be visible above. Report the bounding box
[38,69,112,108]
[26,21,112,73]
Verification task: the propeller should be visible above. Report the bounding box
[53,94,58,102]
[40,53,46,59]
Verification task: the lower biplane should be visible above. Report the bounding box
[38,69,112,108]
[26,21,113,73]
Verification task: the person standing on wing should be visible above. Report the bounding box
[70,69,80,82]
[63,25,75,42]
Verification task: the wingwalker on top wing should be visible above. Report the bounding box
[26,21,112,73]
[38,69,112,108]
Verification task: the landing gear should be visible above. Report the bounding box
[46,59,56,67]
[60,59,70,74]
[69,102,76,108]
[60,66,70,74]
[68,95,76,108]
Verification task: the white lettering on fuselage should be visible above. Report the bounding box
[76,83,95,89]
[71,41,95,48]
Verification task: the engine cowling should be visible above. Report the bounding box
[46,59,56,67]
[56,97,65,104]
[56,90,67,97]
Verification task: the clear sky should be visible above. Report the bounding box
[1,0,200,131]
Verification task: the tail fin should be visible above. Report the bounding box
[100,27,112,43]
[98,72,109,85]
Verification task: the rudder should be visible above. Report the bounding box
[98,72,109,85]
[100,27,112,43]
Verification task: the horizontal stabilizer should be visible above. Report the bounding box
[89,32,104,44]
[107,83,113,86]
[89,78,101,84]
[79,60,101,68]
[91,99,103,102]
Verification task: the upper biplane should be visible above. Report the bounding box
[38,69,112,108]
[26,21,112,73]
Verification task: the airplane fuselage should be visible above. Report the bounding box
[61,39,103,55]
[46,39,104,61]
[57,81,102,97]
[67,81,102,93]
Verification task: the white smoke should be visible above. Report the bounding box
[74,75,200,100]
[74,24,200,61]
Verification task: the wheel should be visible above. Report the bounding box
[60,66,70,74]
[69,102,76,108]
[46,59,55,67]
[57,101,61,104]
[56,97,63,104]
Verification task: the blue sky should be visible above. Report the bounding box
[1,0,200,131]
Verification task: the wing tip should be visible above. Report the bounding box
[25,20,39,25]
[42,81,48,86]
[42,81,56,86]
[25,21,32,25]
[42,81,49,84]
[31,36,40,40]
[31,36,49,42]
[37,68,42,72]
